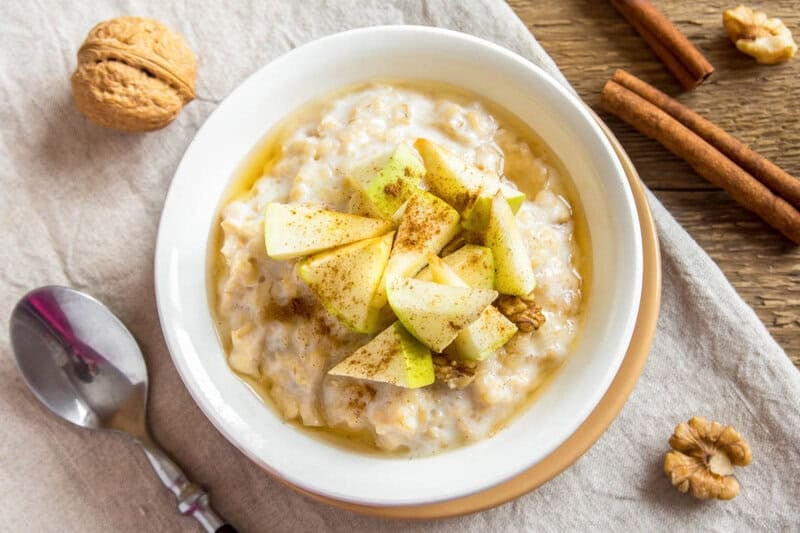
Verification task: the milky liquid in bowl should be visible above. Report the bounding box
[155,26,642,506]
[207,80,592,457]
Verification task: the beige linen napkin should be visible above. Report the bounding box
[1,1,798,531]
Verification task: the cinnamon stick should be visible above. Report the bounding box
[610,0,714,90]
[611,69,800,210]
[600,79,800,244]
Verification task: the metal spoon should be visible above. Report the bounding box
[9,286,235,532]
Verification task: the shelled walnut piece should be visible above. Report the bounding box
[723,5,797,64]
[433,356,477,390]
[664,417,752,500]
[71,17,197,132]
[495,294,545,332]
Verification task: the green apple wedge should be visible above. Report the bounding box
[462,182,526,231]
[328,321,434,389]
[264,203,392,260]
[371,191,460,308]
[414,138,488,212]
[485,191,536,296]
[447,306,518,362]
[427,256,517,362]
[298,232,394,334]
[386,277,497,352]
[425,255,469,287]
[414,138,525,230]
[501,182,526,212]
[417,244,494,289]
[347,143,426,219]
[347,189,383,219]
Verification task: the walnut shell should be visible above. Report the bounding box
[71,17,197,132]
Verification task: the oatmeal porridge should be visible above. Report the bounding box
[210,82,588,456]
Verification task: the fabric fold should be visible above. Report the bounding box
[0,1,797,530]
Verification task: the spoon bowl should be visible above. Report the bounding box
[10,286,148,435]
[9,286,233,532]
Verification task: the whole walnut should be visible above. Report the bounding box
[71,17,197,132]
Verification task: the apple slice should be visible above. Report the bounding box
[426,256,517,362]
[501,182,526,212]
[426,254,469,288]
[417,244,494,289]
[347,143,426,219]
[461,182,526,231]
[486,192,536,296]
[347,189,382,219]
[447,306,518,361]
[372,191,460,308]
[298,232,394,333]
[264,203,392,260]
[387,277,497,352]
[414,138,488,212]
[414,138,525,231]
[328,321,434,389]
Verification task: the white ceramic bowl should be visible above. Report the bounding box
[155,26,643,507]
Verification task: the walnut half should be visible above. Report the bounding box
[723,5,797,64]
[495,294,545,332]
[664,417,752,500]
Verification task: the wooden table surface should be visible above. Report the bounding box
[509,0,800,366]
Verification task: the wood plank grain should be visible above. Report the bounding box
[657,190,800,364]
[509,0,800,190]
[509,0,800,365]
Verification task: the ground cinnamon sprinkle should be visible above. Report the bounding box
[314,318,331,337]
[347,385,376,417]
[383,182,401,197]
[452,189,479,213]
[268,297,314,321]
[394,194,454,251]
[290,297,313,318]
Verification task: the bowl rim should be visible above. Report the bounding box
[154,25,646,508]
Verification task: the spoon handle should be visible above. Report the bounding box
[139,438,236,532]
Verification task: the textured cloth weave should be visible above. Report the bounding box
[1,1,798,530]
